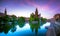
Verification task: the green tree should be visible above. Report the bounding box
[41,17,47,25]
[11,15,17,24]
[29,13,40,24]
[11,15,17,21]
[18,17,25,28]
[0,15,11,24]
[0,15,17,34]
[29,13,35,22]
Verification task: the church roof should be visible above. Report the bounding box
[0,12,5,16]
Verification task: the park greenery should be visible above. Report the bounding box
[0,15,25,34]
[0,13,47,34]
[29,13,47,36]
[29,13,39,22]
[18,17,25,28]
[29,13,47,26]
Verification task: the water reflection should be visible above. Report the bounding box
[0,21,51,36]
[0,23,25,34]
[0,24,11,34]
[0,22,50,36]
[16,23,30,31]
[11,26,16,32]
[40,22,50,29]
[0,15,49,36]
[29,22,40,36]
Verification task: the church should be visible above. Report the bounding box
[31,8,41,18]
[0,8,7,17]
[30,8,41,23]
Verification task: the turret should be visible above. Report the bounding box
[4,8,7,15]
[35,8,38,16]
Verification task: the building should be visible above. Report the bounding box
[35,8,41,18]
[46,14,60,22]
[0,12,5,17]
[54,14,60,20]
[54,14,60,21]
[0,8,7,17]
[30,8,41,23]
[5,8,7,15]
[25,8,41,23]
[31,8,41,18]
[25,17,29,23]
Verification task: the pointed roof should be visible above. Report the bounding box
[5,8,7,12]
[35,8,38,15]
[35,8,38,12]
[4,8,7,15]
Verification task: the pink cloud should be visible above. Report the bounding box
[25,0,49,10]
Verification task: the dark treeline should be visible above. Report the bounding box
[0,15,25,34]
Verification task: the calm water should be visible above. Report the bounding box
[0,22,50,36]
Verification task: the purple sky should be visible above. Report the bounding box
[0,0,60,19]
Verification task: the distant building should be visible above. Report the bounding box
[25,8,41,22]
[31,8,41,18]
[54,14,60,19]
[0,8,7,17]
[0,12,5,17]
[25,17,29,23]
[5,8,7,15]
[46,14,60,22]
[54,14,60,21]
[35,8,41,18]
[30,8,41,23]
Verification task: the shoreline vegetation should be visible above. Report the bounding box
[0,8,47,34]
[0,8,60,36]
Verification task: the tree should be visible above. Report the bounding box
[0,15,11,24]
[11,15,17,21]
[29,13,35,22]
[11,15,17,24]
[18,17,25,28]
[41,17,47,25]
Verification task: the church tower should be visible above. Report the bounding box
[4,8,7,15]
[35,8,38,17]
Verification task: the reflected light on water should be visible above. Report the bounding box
[0,22,50,36]
[16,22,51,30]
[40,22,50,29]
[16,23,30,31]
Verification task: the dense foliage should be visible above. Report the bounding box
[18,17,25,27]
[0,15,25,34]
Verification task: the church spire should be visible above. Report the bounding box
[35,8,38,16]
[4,8,7,15]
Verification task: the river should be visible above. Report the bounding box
[0,22,50,36]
